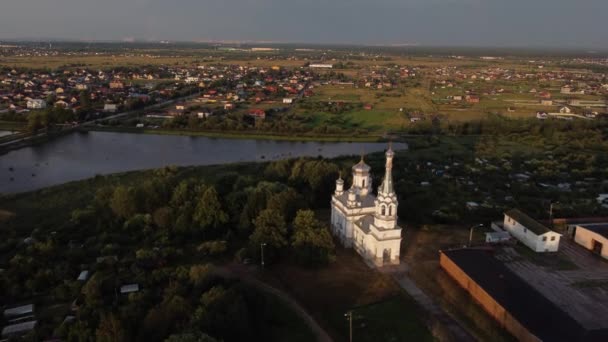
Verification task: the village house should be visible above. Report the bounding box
[109,81,125,89]
[540,99,553,106]
[570,223,608,260]
[465,95,480,104]
[103,103,118,113]
[247,109,266,119]
[26,99,46,109]
[502,209,561,252]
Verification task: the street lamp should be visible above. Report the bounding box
[549,202,559,229]
[468,224,484,247]
[344,311,353,342]
[260,243,267,268]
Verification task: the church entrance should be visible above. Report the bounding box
[382,249,391,265]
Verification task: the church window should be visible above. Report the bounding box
[362,179,366,188]
[389,206,392,216]
[381,206,386,215]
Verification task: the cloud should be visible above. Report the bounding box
[0,0,606,48]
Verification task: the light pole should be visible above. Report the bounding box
[468,224,484,247]
[260,243,267,268]
[344,311,353,342]
[549,202,559,229]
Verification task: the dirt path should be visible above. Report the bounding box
[214,264,333,342]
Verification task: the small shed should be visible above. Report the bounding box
[2,320,37,338]
[120,284,140,294]
[77,270,89,282]
[485,231,512,244]
[3,304,34,318]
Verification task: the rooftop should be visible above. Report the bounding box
[443,249,607,341]
[505,208,553,235]
[3,304,34,317]
[334,191,375,209]
[352,159,371,172]
[577,223,608,239]
[2,320,37,337]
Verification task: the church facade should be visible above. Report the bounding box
[330,147,402,267]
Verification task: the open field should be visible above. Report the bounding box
[86,126,383,142]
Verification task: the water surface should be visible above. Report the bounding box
[0,131,405,194]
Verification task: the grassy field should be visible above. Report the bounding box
[267,248,434,342]
[0,54,504,70]
[350,295,435,342]
[86,126,383,142]
[301,84,435,131]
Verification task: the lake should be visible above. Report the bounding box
[0,131,406,194]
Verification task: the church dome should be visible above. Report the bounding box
[352,159,371,173]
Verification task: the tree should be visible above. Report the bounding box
[266,188,302,222]
[82,273,103,308]
[27,111,49,132]
[193,286,251,341]
[194,186,228,232]
[291,210,335,265]
[189,264,213,288]
[250,209,287,263]
[67,321,93,342]
[110,186,138,219]
[96,313,127,342]
[153,206,174,229]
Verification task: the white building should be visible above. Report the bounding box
[2,321,37,339]
[283,98,294,104]
[330,147,402,267]
[26,99,46,109]
[104,103,118,113]
[309,64,333,69]
[120,284,140,294]
[572,223,608,259]
[503,209,561,252]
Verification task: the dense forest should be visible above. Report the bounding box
[0,158,341,341]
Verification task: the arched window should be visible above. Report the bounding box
[388,206,393,216]
[362,179,366,188]
[381,205,386,215]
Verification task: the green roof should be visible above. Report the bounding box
[505,209,551,235]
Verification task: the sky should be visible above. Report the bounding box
[1,0,607,48]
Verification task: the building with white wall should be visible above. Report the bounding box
[503,209,561,252]
[26,99,46,109]
[309,64,333,69]
[330,147,402,266]
[572,223,608,259]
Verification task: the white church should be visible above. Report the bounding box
[330,146,402,267]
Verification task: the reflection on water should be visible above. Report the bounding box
[0,131,406,194]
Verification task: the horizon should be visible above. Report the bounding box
[2,39,608,55]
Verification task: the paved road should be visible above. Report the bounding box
[214,264,333,342]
